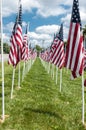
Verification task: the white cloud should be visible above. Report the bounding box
[29,32,51,40]
[28,25,59,47]
[3,22,14,33]
[2,0,68,18]
[2,0,18,17]
[3,7,15,17]
[3,33,10,44]
[61,14,71,27]
[36,6,67,18]
[2,0,40,17]
[36,25,60,34]
[80,10,86,26]
[33,24,69,43]
[29,36,52,48]
[22,0,40,13]
[22,21,27,27]
[2,0,86,19]
[63,26,69,41]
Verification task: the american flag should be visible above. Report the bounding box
[15,1,23,49]
[8,1,22,67]
[65,0,84,78]
[8,16,19,66]
[48,34,58,61]
[31,50,37,60]
[45,47,51,62]
[22,24,29,61]
[51,24,65,69]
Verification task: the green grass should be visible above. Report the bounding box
[0,58,86,130]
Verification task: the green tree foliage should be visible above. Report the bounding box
[35,45,42,56]
[0,41,10,54]
[35,45,42,52]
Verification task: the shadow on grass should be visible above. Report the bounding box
[0,93,2,97]
[24,107,62,119]
[0,92,10,97]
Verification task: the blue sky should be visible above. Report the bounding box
[2,0,86,48]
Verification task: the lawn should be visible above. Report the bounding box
[0,58,86,130]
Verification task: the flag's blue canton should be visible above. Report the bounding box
[58,23,63,41]
[11,16,18,36]
[71,0,81,27]
[29,43,31,49]
[25,24,28,34]
[18,4,22,27]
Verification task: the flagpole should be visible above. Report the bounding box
[27,22,30,72]
[56,67,58,85]
[60,69,62,92]
[52,64,54,79]
[48,62,50,74]
[82,68,84,124]
[53,64,54,80]
[18,62,21,88]
[82,34,85,124]
[0,0,5,121]
[82,30,86,124]
[28,60,30,72]
[22,61,25,81]
[51,64,53,77]
[11,68,15,99]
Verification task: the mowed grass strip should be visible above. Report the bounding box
[0,58,86,130]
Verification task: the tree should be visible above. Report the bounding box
[0,42,10,54]
[35,45,42,57]
[35,45,42,52]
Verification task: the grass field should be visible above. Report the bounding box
[0,58,86,130]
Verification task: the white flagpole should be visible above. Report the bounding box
[30,58,32,69]
[56,67,58,85]
[18,62,21,88]
[11,68,15,99]
[25,62,27,77]
[53,64,54,80]
[82,35,85,124]
[28,60,30,72]
[81,34,86,124]
[50,64,52,77]
[0,0,5,121]
[82,71,84,124]
[22,62,25,81]
[48,62,50,74]
[60,69,62,92]
[27,22,30,72]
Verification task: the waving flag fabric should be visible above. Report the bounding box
[51,24,65,69]
[22,24,29,61]
[8,16,19,66]
[8,1,22,67]
[65,0,84,78]
[16,2,23,49]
